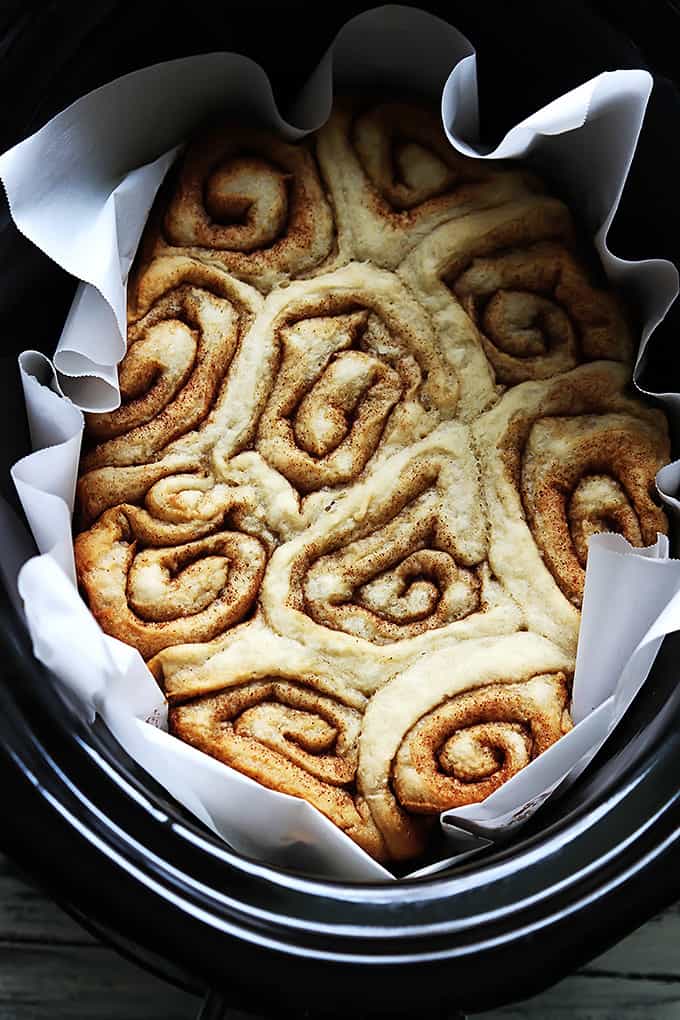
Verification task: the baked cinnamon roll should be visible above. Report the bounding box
[316,101,536,269]
[358,633,572,860]
[400,196,633,412]
[473,361,669,653]
[75,505,267,659]
[169,672,386,860]
[139,123,335,292]
[84,257,263,472]
[244,261,459,521]
[159,629,570,863]
[260,423,521,689]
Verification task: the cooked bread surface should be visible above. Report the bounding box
[74,104,668,862]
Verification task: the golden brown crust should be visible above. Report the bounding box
[75,506,266,659]
[141,123,335,292]
[72,109,670,864]
[169,678,387,861]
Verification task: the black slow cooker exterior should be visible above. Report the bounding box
[1,2,680,1016]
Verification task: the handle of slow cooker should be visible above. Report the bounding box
[196,990,468,1019]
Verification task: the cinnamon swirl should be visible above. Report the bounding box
[170,673,386,860]
[399,196,634,416]
[473,361,669,653]
[358,633,572,859]
[139,123,335,292]
[316,101,537,269]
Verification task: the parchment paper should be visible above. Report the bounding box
[2,4,679,881]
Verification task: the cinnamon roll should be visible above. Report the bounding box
[169,670,386,860]
[159,629,570,863]
[245,261,459,520]
[473,361,669,653]
[316,101,536,269]
[71,102,671,864]
[82,256,263,471]
[80,259,459,532]
[260,423,521,689]
[400,196,633,409]
[147,416,522,697]
[358,633,572,860]
[140,123,335,292]
[75,505,267,659]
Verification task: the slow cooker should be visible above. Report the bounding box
[1,2,680,1017]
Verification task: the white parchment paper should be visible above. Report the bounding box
[2,4,680,882]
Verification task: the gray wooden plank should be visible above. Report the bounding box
[478,975,680,1019]
[0,856,94,945]
[2,948,680,1020]
[3,851,680,1018]
[583,903,680,979]
[0,944,197,1020]
[5,846,680,974]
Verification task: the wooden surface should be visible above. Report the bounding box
[1,852,679,1019]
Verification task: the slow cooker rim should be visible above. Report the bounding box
[8,714,680,965]
[4,590,680,965]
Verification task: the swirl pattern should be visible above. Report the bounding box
[261,424,521,688]
[78,261,459,533]
[523,412,668,605]
[316,101,537,269]
[400,196,633,412]
[72,108,671,863]
[83,257,263,474]
[474,361,669,652]
[358,633,572,859]
[393,675,571,812]
[75,505,267,659]
[169,674,386,859]
[143,123,335,291]
[250,262,459,507]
